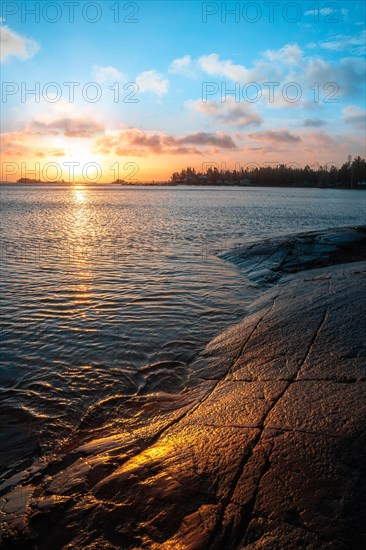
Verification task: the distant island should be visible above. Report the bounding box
[170,156,366,188]
[16,178,43,184]
[16,178,66,184]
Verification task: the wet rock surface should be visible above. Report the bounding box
[1,228,366,549]
[221,225,366,285]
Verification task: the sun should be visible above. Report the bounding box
[62,143,100,166]
[60,141,104,182]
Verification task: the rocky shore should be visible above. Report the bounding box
[1,227,365,549]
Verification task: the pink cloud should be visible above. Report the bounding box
[27,118,105,138]
[96,128,237,156]
[248,130,302,144]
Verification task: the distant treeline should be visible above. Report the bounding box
[170,156,366,188]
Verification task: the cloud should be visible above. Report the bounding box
[170,51,278,81]
[1,129,72,159]
[301,131,337,149]
[264,43,302,65]
[188,98,261,128]
[287,54,364,102]
[302,118,327,127]
[95,127,237,157]
[27,118,105,137]
[177,48,294,85]
[136,70,169,96]
[93,65,124,83]
[281,131,365,163]
[236,129,355,161]
[114,145,201,157]
[49,149,66,157]
[169,55,193,75]
[178,132,237,148]
[318,30,366,55]
[180,45,365,110]
[18,95,112,135]
[197,53,250,81]
[36,149,65,158]
[305,7,348,17]
[248,130,302,144]
[0,24,39,62]
[1,131,33,155]
[342,105,366,130]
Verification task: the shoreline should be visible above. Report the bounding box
[1,226,366,548]
[1,182,366,190]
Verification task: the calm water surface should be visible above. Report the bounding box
[1,185,365,477]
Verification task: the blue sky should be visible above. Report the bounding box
[1,0,365,181]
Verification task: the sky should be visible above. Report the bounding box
[1,0,365,182]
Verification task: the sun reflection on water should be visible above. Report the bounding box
[67,187,95,315]
[74,188,86,204]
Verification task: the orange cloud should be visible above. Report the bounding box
[1,131,32,155]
